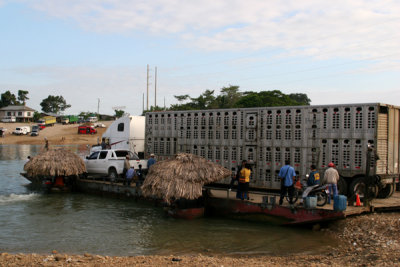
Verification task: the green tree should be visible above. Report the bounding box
[189,90,215,109]
[33,111,41,122]
[114,109,125,118]
[79,111,91,120]
[288,93,311,105]
[212,85,242,108]
[0,91,18,108]
[235,90,305,108]
[168,86,311,111]
[40,95,71,114]
[17,90,29,105]
[174,94,190,103]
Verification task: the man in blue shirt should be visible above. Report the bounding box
[278,160,297,205]
[301,165,321,201]
[147,154,156,170]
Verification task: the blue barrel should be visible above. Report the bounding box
[334,195,347,211]
[305,196,317,208]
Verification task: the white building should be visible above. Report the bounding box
[0,105,35,122]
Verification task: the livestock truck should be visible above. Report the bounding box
[144,103,400,199]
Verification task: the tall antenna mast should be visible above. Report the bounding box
[146,64,149,111]
[155,66,157,108]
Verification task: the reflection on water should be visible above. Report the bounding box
[0,145,337,256]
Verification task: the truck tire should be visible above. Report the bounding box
[349,177,378,200]
[389,182,395,197]
[337,177,348,196]
[349,177,365,198]
[108,168,118,183]
[377,183,394,199]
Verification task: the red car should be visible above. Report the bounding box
[78,126,97,135]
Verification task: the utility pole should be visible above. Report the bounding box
[146,64,149,111]
[155,66,157,108]
[97,98,100,117]
[142,93,144,113]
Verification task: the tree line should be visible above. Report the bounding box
[2,86,312,117]
[143,85,311,113]
[0,90,70,114]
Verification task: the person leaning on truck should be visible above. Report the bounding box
[278,160,296,205]
[323,162,340,204]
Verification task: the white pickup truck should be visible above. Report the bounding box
[84,149,147,181]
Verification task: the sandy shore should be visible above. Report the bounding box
[0,121,112,146]
[1,212,400,266]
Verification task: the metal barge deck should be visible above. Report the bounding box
[76,178,400,225]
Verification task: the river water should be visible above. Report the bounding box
[0,145,336,256]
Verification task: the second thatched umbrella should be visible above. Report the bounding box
[23,148,86,180]
[141,153,231,203]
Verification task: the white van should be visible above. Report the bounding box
[13,126,30,135]
[1,116,16,122]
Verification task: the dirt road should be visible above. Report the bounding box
[0,121,112,146]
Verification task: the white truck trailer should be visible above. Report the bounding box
[101,115,146,159]
[144,103,400,198]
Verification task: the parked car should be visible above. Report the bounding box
[31,125,39,136]
[1,116,16,122]
[87,116,98,123]
[84,149,147,181]
[78,126,97,135]
[93,122,106,128]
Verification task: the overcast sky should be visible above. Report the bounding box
[1,0,399,115]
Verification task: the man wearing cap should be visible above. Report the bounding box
[323,162,340,204]
[147,154,156,170]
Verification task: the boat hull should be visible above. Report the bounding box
[167,207,205,220]
[205,197,345,225]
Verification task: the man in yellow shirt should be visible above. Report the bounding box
[237,163,251,200]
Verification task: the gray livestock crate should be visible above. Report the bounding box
[145,103,400,195]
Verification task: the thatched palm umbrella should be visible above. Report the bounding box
[24,148,86,179]
[141,153,231,203]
